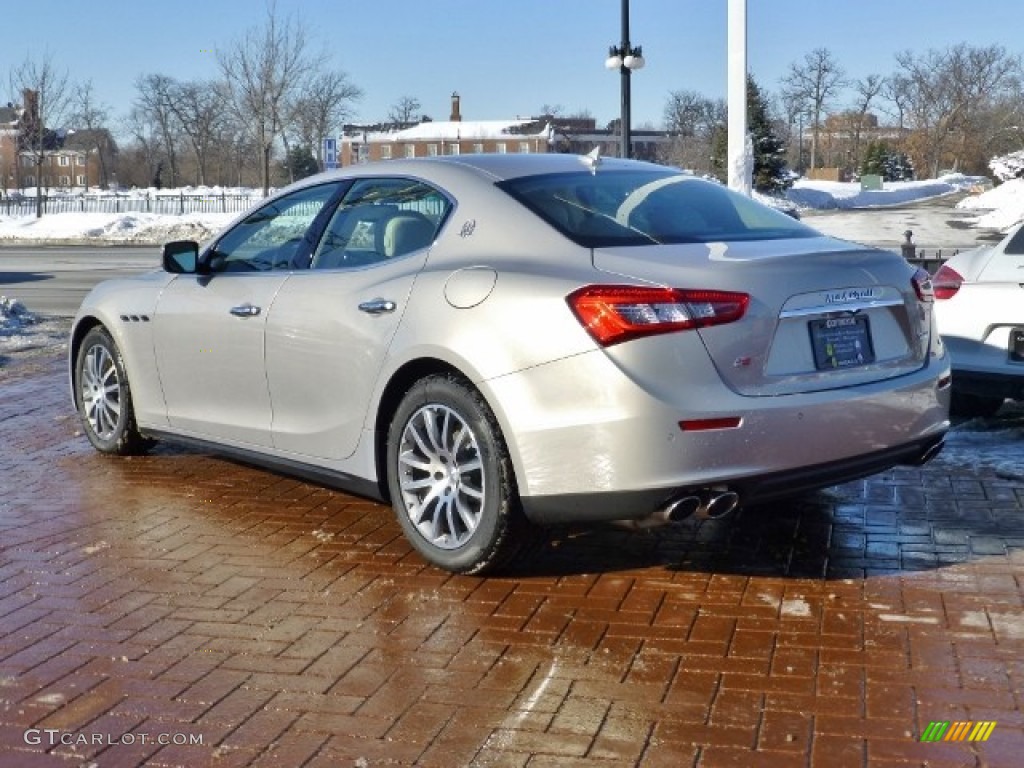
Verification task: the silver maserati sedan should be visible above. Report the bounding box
[70,154,951,573]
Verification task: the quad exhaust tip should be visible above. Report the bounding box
[613,488,739,531]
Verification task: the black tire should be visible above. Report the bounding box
[74,326,153,455]
[386,374,529,574]
[950,390,1004,419]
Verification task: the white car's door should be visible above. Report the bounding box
[152,182,344,447]
[265,177,449,460]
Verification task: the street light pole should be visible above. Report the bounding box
[605,0,644,159]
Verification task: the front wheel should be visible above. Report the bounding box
[75,326,153,455]
[386,374,528,574]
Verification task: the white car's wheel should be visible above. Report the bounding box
[75,326,153,455]
[387,374,528,574]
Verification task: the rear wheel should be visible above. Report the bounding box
[75,326,153,455]
[386,374,528,574]
[950,390,1004,419]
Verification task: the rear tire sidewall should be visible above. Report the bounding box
[386,375,515,574]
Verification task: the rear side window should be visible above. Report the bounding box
[311,178,451,269]
[1003,225,1024,255]
[499,170,815,248]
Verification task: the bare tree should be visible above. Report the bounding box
[166,80,228,186]
[388,96,421,126]
[661,90,725,173]
[781,48,847,171]
[218,3,318,195]
[9,52,73,217]
[849,74,885,168]
[69,80,114,190]
[133,73,183,187]
[894,44,1022,176]
[289,70,362,170]
[881,73,913,151]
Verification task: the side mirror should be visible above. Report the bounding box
[162,240,201,274]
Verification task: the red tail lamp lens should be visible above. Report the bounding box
[567,285,749,346]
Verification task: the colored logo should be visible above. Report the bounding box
[921,721,996,742]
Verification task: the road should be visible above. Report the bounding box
[0,193,998,318]
[802,192,1000,254]
[0,245,160,317]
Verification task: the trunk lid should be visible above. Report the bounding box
[592,236,932,396]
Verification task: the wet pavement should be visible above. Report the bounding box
[1,350,1022,768]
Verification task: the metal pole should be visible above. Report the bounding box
[620,0,631,159]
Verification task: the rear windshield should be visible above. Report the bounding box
[498,170,816,248]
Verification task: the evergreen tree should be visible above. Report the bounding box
[711,76,793,193]
[747,76,791,193]
[860,141,914,181]
[282,145,320,181]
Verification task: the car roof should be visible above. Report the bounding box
[290,153,677,190]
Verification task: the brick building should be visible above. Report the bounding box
[340,92,673,166]
[0,90,103,194]
[340,93,555,165]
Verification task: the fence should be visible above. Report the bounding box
[0,192,262,218]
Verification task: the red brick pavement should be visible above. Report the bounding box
[1,350,1022,767]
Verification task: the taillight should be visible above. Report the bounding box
[566,285,749,346]
[932,264,964,300]
[911,267,935,303]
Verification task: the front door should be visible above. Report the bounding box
[152,181,344,447]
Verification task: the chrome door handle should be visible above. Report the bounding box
[229,303,261,317]
[358,299,397,315]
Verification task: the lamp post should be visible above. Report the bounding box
[605,0,644,159]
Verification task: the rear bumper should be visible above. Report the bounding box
[521,432,946,525]
[483,345,950,526]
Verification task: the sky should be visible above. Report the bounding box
[1,0,1021,136]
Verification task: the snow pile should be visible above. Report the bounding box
[786,175,984,210]
[990,150,1024,182]
[1,295,37,332]
[0,211,234,244]
[956,177,1024,232]
[0,295,60,355]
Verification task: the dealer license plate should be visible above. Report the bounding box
[809,315,875,370]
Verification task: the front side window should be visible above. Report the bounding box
[206,182,342,273]
[310,178,451,269]
[499,171,816,248]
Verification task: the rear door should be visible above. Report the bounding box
[266,177,450,460]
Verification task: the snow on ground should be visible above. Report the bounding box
[786,174,987,211]
[0,211,234,245]
[954,177,1024,231]
[0,296,67,359]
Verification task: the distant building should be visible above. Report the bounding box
[0,103,20,193]
[0,89,103,193]
[339,92,673,166]
[340,93,555,165]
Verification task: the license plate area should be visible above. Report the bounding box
[1010,327,1024,362]
[809,315,875,370]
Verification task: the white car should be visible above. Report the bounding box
[934,221,1024,416]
